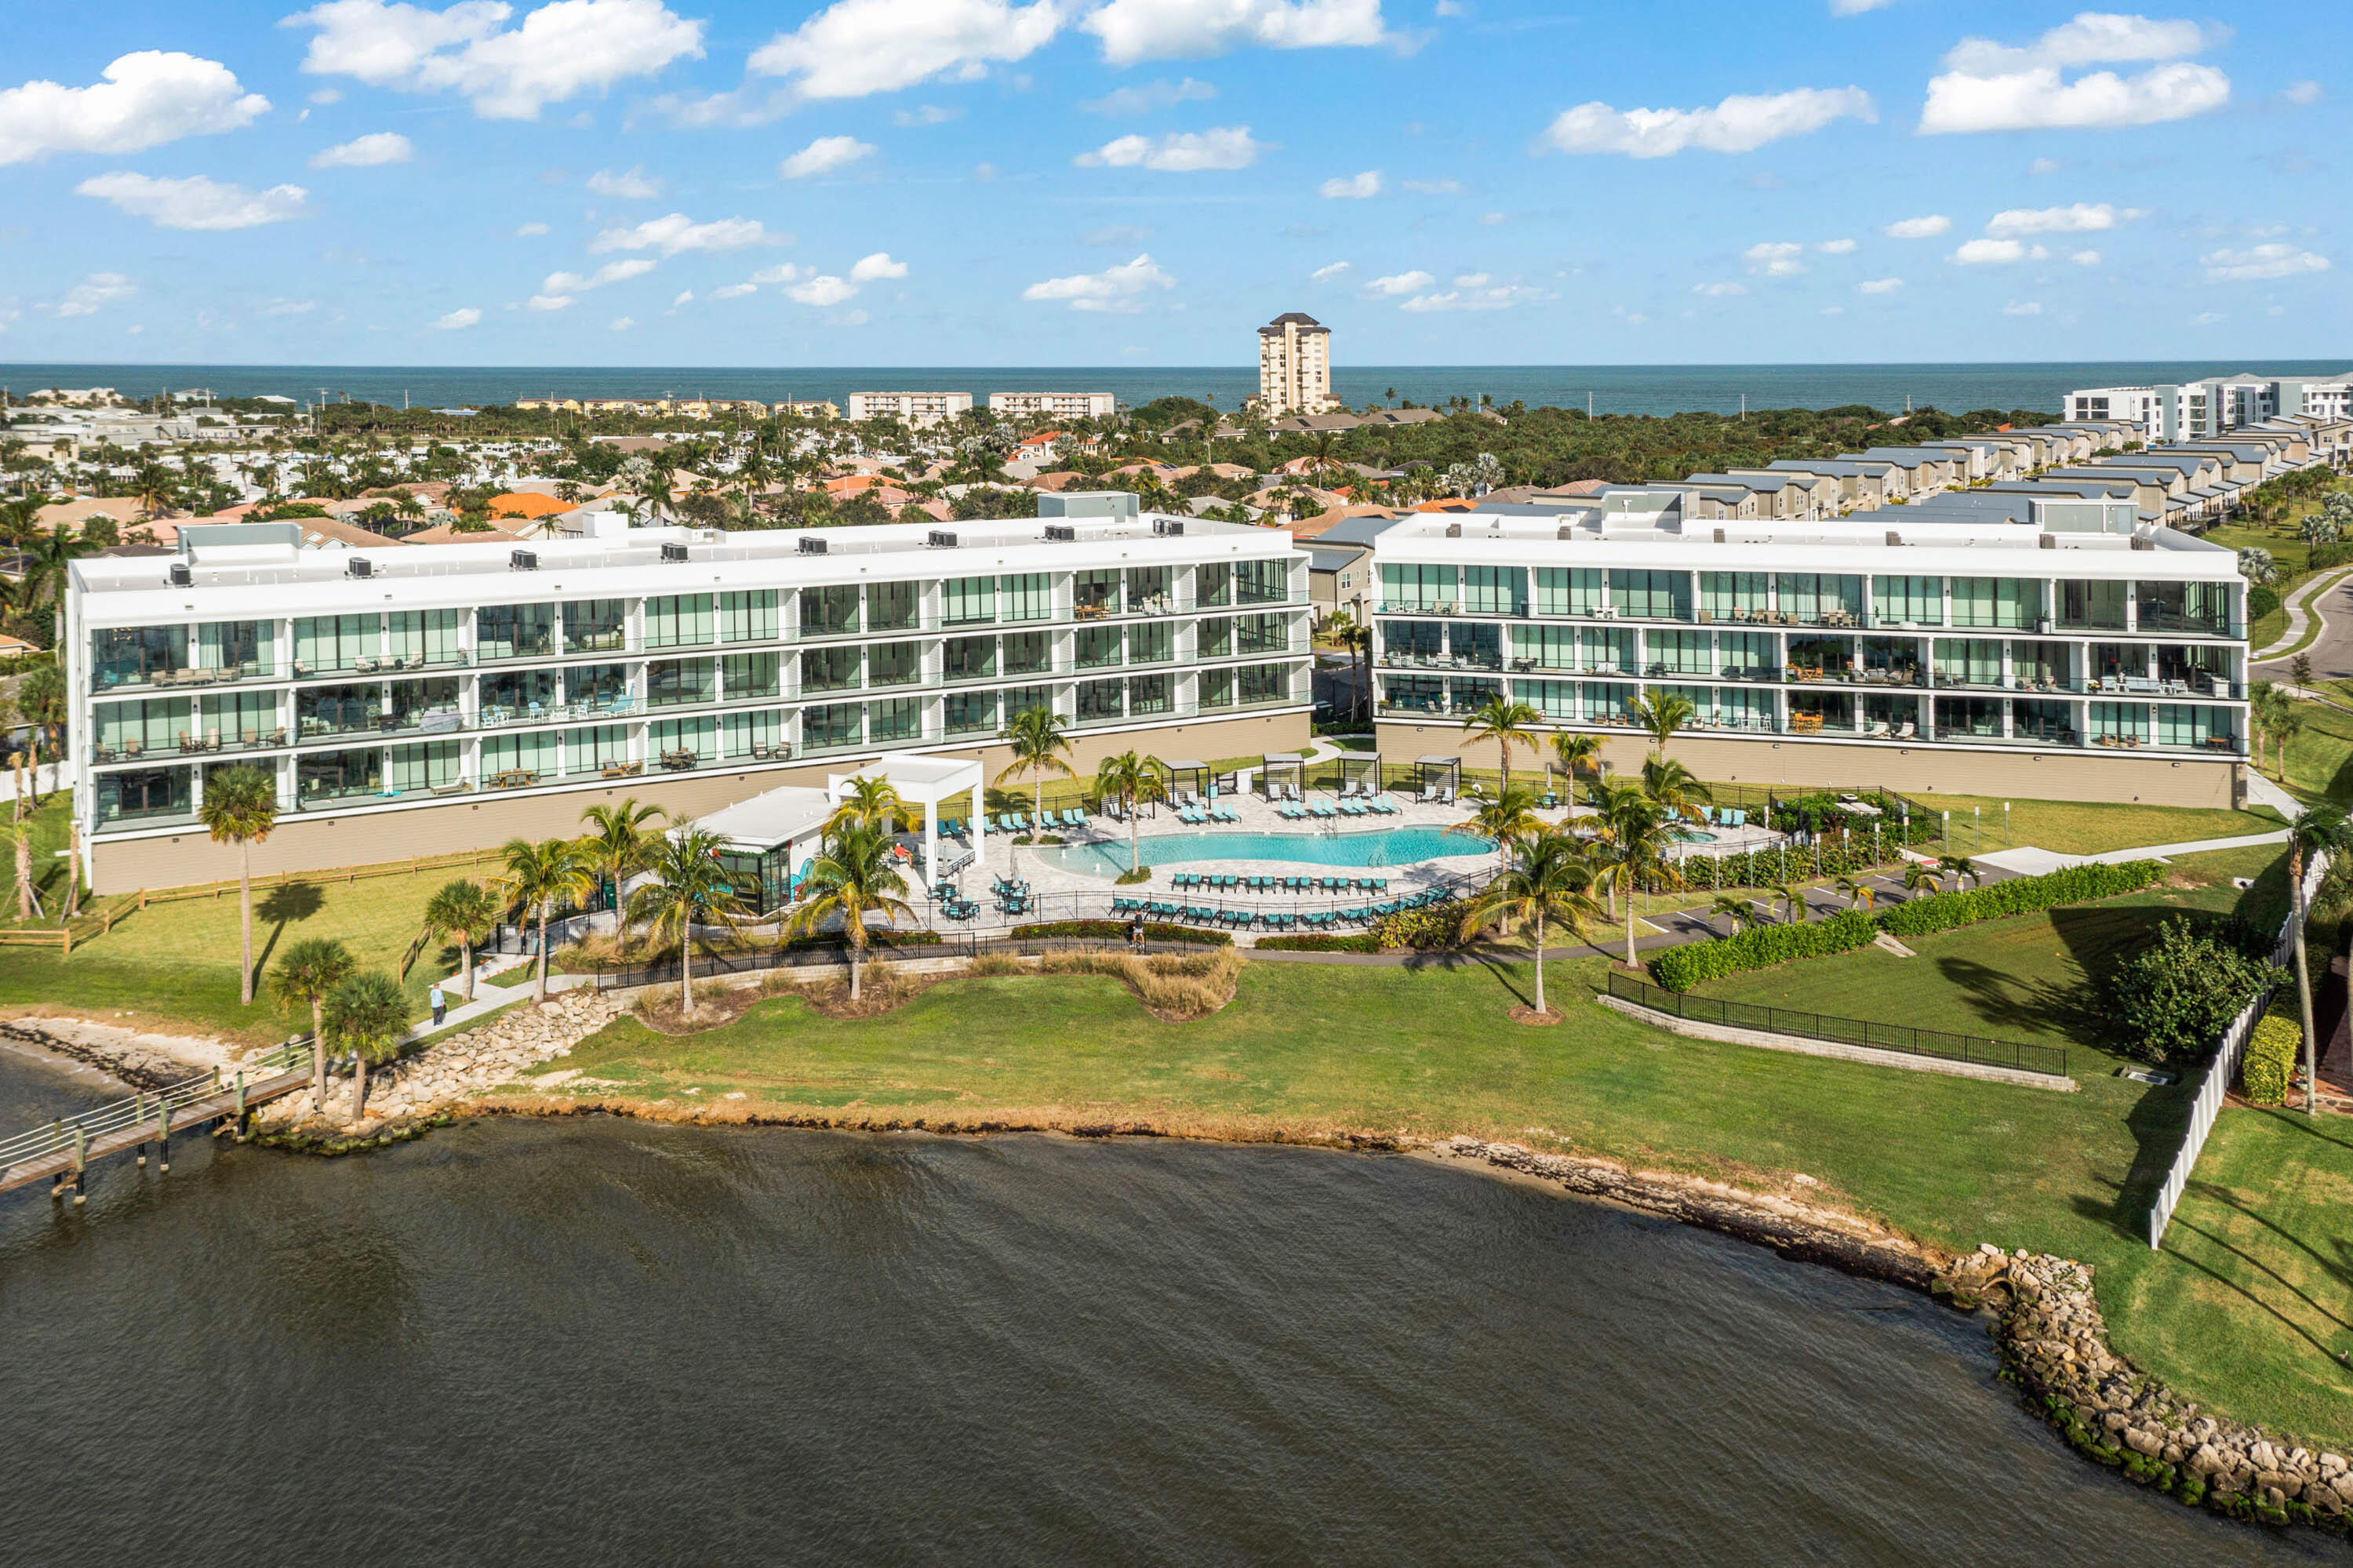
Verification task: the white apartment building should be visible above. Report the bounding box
[846,391,976,427]
[1369,496,2250,809]
[2065,373,2353,443]
[989,391,1116,421]
[66,503,1312,891]
[1257,313,1338,417]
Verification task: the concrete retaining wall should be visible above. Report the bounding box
[1598,993,2078,1091]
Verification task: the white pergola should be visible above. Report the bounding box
[827,752,986,891]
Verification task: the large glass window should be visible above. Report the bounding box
[1514,679,1577,719]
[999,573,1051,622]
[1380,562,1453,612]
[1129,622,1174,664]
[564,664,631,712]
[479,668,558,719]
[1237,662,1287,703]
[1199,617,1235,659]
[2089,700,2151,744]
[2013,640,2069,690]
[296,683,383,740]
[1646,629,1711,676]
[944,635,996,682]
[1580,627,1635,673]
[1236,559,1288,605]
[649,716,718,762]
[1463,566,1527,617]
[644,594,713,649]
[1127,566,1173,615]
[1774,573,1863,627]
[1713,686,1774,731]
[2013,699,2074,744]
[1002,631,1051,676]
[296,746,384,803]
[1238,613,1290,655]
[1534,567,1601,617]
[866,641,920,687]
[386,609,463,668]
[1934,696,2002,740]
[1952,577,2040,629]
[92,625,189,689]
[1379,674,1440,713]
[2060,580,2129,631]
[479,730,558,779]
[720,708,787,759]
[803,702,862,749]
[475,604,554,661]
[800,584,860,636]
[1700,573,1768,623]
[942,575,995,626]
[1860,637,1923,682]
[1872,575,1940,626]
[722,652,781,700]
[718,591,776,645]
[1933,638,2002,688]
[868,697,922,743]
[1582,682,1635,722]
[1129,673,1172,715]
[564,598,628,653]
[202,690,280,745]
[1074,569,1119,617]
[1195,562,1232,609]
[1612,569,1690,621]
[2156,704,2231,749]
[197,620,271,676]
[1000,685,1053,725]
[294,613,379,673]
[388,740,461,791]
[867,581,919,633]
[566,724,632,774]
[2137,580,2231,636]
[1513,624,1577,671]
[944,689,997,735]
[1077,678,1125,721]
[1449,622,1502,669]
[802,646,860,693]
[95,765,193,824]
[1715,631,1776,678]
[95,697,191,757]
[387,677,463,733]
[1076,624,1123,669]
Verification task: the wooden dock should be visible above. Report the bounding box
[0,1042,313,1201]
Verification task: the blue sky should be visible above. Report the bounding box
[0,1,2340,367]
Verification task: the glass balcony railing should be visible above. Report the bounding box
[92,660,279,694]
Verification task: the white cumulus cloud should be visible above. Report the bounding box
[1021,252,1176,311]
[781,134,877,178]
[0,51,269,166]
[541,259,657,294]
[284,0,706,121]
[711,282,757,299]
[590,212,772,254]
[1984,202,2140,236]
[309,130,413,167]
[1921,12,2229,134]
[748,0,1061,99]
[1744,241,1806,277]
[2001,300,2043,315]
[1398,281,1552,312]
[1951,238,2046,264]
[787,275,858,306]
[610,315,634,329]
[1883,213,1950,238]
[2202,244,2331,282]
[1083,0,1391,64]
[587,165,663,197]
[77,172,309,230]
[515,220,551,235]
[432,306,482,329]
[1311,260,1351,282]
[527,293,573,311]
[1817,237,1856,254]
[1319,169,1382,198]
[1691,281,1747,296]
[1857,277,1904,293]
[849,251,907,282]
[2070,249,2101,266]
[1076,127,1264,170]
[1540,86,1874,158]
[1364,270,1433,296]
[51,272,137,318]
[1078,76,1217,114]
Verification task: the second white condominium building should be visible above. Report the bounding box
[2065,373,2353,442]
[989,391,1116,420]
[846,391,975,426]
[1257,312,1337,416]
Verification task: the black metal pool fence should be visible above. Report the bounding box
[1604,970,2069,1078]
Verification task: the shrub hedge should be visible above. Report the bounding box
[2249,584,2282,623]
[1649,859,2166,991]
[2241,1004,2301,1107]
[1008,919,1232,946]
[1257,933,1380,953]
[1372,900,1465,951]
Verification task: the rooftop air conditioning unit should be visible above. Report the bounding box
[1557,525,1576,540]
[1885,531,1903,547]
[1044,524,1078,542]
[1153,518,1185,537]
[1712,528,1726,544]
[167,562,193,588]
[660,542,689,562]
[347,555,374,578]
[1444,522,1462,537]
[927,529,958,548]
[510,549,538,571]
[2038,533,2057,549]
[798,536,827,555]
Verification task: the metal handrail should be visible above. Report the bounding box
[0,1037,313,1166]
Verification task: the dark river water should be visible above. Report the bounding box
[0,1050,2333,1565]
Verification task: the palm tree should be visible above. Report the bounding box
[199,766,278,1006]
[322,970,409,1124]
[1901,860,1940,896]
[1449,780,1544,866]
[1460,694,1541,793]
[1093,749,1166,875]
[1630,689,1697,759]
[1592,778,1682,966]
[422,878,498,1002]
[1638,755,1713,823]
[1937,854,1980,891]
[626,828,748,1017]
[1709,893,1759,934]
[498,837,595,1002]
[1457,829,1602,1018]
[825,775,907,835]
[2285,805,2353,1112]
[995,706,1074,839]
[20,524,100,611]
[1771,883,1806,925]
[16,664,65,807]
[787,821,916,1002]
[270,937,358,1111]
[1551,731,1603,803]
[1832,874,1876,911]
[579,797,667,945]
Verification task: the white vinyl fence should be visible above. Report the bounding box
[2146,850,2329,1250]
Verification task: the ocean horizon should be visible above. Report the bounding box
[5,359,2348,420]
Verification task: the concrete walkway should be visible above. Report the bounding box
[2253,566,2353,668]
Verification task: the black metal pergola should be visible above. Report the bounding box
[1162,758,1212,807]
[1415,755,1462,802]
[1259,752,1307,802]
[1337,752,1382,799]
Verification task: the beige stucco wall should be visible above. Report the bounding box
[89,708,1315,893]
[1373,719,2244,809]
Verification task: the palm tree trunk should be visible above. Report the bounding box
[534,904,550,1002]
[2293,844,2318,1113]
[310,999,326,1111]
[14,833,29,922]
[238,842,255,1005]
[351,1050,369,1122]
[1129,794,1140,872]
[1533,911,1547,1016]
[849,931,864,1002]
[681,930,694,1016]
[460,936,475,1001]
[1624,898,1637,969]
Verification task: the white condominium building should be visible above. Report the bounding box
[65,501,1312,892]
[989,391,1116,420]
[1257,312,1337,417]
[1368,496,2250,809]
[2065,373,2353,443]
[846,391,976,427]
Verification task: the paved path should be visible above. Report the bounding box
[2253,567,2353,672]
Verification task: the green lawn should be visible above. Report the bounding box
[2278,697,2353,806]
[1894,792,2281,857]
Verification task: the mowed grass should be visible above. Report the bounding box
[2278,697,2353,806]
[1893,791,2281,857]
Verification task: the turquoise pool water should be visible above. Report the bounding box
[1037,825,1496,879]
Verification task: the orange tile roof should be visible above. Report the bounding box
[486,491,571,519]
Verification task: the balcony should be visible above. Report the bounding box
[474,638,557,664]
[92,661,278,696]
[481,697,637,726]
[293,651,470,679]
[93,726,291,763]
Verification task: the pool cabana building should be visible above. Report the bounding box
[699,751,986,912]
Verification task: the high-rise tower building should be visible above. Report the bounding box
[1256,313,1337,416]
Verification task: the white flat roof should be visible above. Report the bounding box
[693,785,834,852]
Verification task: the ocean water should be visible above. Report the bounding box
[9,360,2349,419]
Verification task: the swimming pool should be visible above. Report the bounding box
[1035,825,1497,879]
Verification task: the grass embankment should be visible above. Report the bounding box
[1867,793,2281,857]
[2278,697,2353,806]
